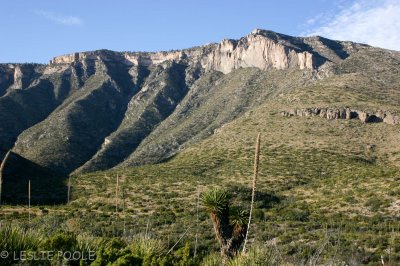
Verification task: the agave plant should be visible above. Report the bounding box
[201,188,248,264]
[129,237,166,259]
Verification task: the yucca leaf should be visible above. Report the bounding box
[201,188,229,215]
[229,207,249,227]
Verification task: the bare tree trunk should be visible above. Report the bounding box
[0,150,11,205]
[242,133,261,253]
[220,245,230,265]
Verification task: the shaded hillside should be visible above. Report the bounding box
[0,149,66,204]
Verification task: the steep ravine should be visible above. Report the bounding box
[76,61,200,173]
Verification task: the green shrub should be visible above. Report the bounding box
[279,207,310,222]
[253,209,265,221]
[201,253,222,266]
[364,197,386,212]
[227,245,281,266]
[42,231,77,251]
[171,242,195,266]
[91,238,129,265]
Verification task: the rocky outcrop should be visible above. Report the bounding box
[49,29,363,75]
[200,30,314,73]
[0,65,14,96]
[281,107,399,125]
[0,64,39,92]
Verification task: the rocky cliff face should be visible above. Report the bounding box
[48,29,362,75]
[0,64,41,95]
[201,30,314,73]
[281,107,400,125]
[0,29,394,175]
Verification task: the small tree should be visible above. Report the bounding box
[201,188,248,264]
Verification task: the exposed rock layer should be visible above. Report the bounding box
[281,108,400,125]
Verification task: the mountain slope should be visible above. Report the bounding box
[13,59,140,174]
[0,29,394,176]
[76,61,198,172]
[1,29,400,264]
[118,67,314,168]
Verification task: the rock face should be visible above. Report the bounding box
[0,64,39,93]
[281,108,399,125]
[201,32,314,73]
[48,29,361,74]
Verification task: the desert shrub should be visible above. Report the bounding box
[91,236,198,265]
[42,231,77,251]
[76,233,104,254]
[128,237,165,261]
[171,242,196,266]
[253,209,265,221]
[364,197,386,212]
[154,208,176,226]
[279,207,310,222]
[91,238,134,265]
[201,252,222,266]
[227,245,281,266]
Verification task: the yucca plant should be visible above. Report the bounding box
[202,188,229,215]
[76,233,104,254]
[202,188,248,264]
[0,224,44,265]
[129,237,166,259]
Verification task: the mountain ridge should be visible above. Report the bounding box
[0,29,398,176]
[47,29,368,72]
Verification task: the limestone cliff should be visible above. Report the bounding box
[49,29,363,74]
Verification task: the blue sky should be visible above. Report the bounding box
[1,0,399,63]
